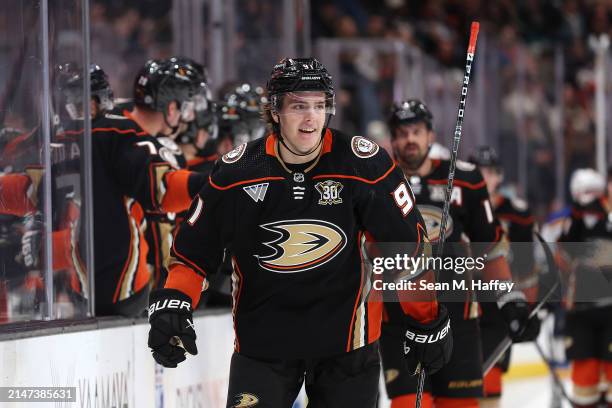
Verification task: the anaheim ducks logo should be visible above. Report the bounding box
[222,142,247,164]
[418,204,453,242]
[256,219,347,273]
[232,393,259,407]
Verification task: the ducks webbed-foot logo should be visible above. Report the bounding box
[255,219,347,273]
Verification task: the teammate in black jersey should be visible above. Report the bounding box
[469,146,540,404]
[381,100,538,408]
[558,167,612,408]
[147,58,453,407]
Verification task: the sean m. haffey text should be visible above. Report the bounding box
[370,253,517,294]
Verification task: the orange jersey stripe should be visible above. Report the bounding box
[209,175,285,190]
[496,212,535,226]
[312,161,396,185]
[427,178,486,190]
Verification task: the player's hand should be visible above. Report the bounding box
[148,289,198,367]
[498,293,540,342]
[402,304,453,375]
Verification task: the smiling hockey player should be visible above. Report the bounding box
[147,58,453,407]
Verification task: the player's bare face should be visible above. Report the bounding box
[392,122,433,170]
[277,92,327,154]
[480,166,503,196]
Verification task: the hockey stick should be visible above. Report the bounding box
[533,340,572,403]
[414,21,480,408]
[483,232,560,374]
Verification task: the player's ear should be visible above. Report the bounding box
[427,128,435,144]
[272,112,279,124]
[167,101,178,118]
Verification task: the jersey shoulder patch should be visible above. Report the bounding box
[509,197,529,212]
[434,159,483,187]
[455,160,476,172]
[330,130,394,182]
[350,136,380,158]
[221,142,247,164]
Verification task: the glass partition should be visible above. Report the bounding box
[0,0,92,323]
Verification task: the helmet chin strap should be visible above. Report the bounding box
[280,135,322,157]
[276,114,332,158]
[163,111,180,136]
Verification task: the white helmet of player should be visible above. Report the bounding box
[569,168,605,205]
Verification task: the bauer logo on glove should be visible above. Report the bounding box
[405,319,451,344]
[147,289,198,368]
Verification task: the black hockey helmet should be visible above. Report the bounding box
[133,57,205,121]
[90,64,114,112]
[468,146,501,168]
[388,99,433,133]
[55,62,81,117]
[229,82,268,117]
[266,57,335,114]
[215,82,268,144]
[56,62,114,120]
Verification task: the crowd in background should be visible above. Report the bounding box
[310,0,610,220]
[58,0,612,219]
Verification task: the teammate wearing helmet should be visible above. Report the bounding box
[59,63,115,121]
[131,57,216,290]
[147,58,452,407]
[186,82,267,175]
[469,146,540,406]
[558,167,612,408]
[381,99,537,408]
[87,59,208,316]
[0,63,120,319]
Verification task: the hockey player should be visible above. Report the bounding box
[469,146,540,405]
[87,60,208,316]
[147,58,453,407]
[558,167,612,408]
[131,57,216,289]
[381,100,539,408]
[185,81,267,175]
[0,63,115,319]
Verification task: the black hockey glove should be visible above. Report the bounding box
[148,289,198,368]
[498,291,540,343]
[402,304,453,375]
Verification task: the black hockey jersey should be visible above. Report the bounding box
[493,195,537,298]
[166,129,436,359]
[91,112,205,315]
[406,159,506,259]
[559,196,612,308]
